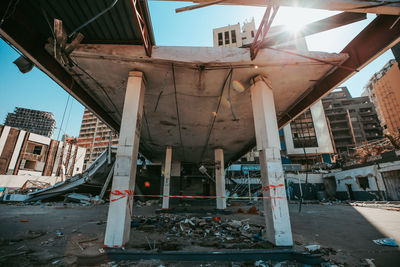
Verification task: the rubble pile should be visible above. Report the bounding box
[131,214,271,248]
[135,200,160,208]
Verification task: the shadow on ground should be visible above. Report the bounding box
[0,202,398,266]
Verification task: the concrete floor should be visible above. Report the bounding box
[0,202,399,266]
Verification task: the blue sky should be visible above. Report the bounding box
[0,2,394,139]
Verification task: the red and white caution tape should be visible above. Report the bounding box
[109,184,286,202]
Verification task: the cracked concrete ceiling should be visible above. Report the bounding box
[67,45,348,163]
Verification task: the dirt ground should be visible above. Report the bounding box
[0,201,399,266]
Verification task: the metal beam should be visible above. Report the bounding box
[0,5,120,132]
[278,15,400,128]
[130,0,153,57]
[262,12,367,47]
[157,0,400,15]
[250,4,279,60]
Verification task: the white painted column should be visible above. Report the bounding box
[215,148,226,209]
[104,71,146,248]
[250,75,293,246]
[162,146,172,209]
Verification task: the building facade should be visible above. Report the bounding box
[322,87,383,157]
[363,59,400,134]
[77,108,119,170]
[282,100,334,165]
[4,107,56,138]
[213,19,256,48]
[0,124,85,177]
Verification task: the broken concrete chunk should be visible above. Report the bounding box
[304,244,321,252]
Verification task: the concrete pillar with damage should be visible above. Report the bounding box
[215,148,226,209]
[250,75,293,246]
[104,71,146,248]
[162,146,172,209]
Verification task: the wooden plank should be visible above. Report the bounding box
[176,0,227,13]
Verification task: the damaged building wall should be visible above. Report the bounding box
[285,173,325,200]
[0,175,60,190]
[0,124,86,177]
[377,161,400,200]
[324,165,387,201]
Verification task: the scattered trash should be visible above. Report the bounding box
[242,224,250,231]
[365,258,376,267]
[254,260,267,267]
[228,220,242,228]
[64,193,102,205]
[373,237,398,247]
[131,220,140,227]
[251,230,267,242]
[248,206,259,214]
[51,259,61,265]
[128,214,266,246]
[304,244,321,252]
[213,216,221,222]
[135,199,160,208]
[56,232,64,238]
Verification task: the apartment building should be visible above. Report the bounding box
[213,19,256,48]
[322,87,383,156]
[5,107,56,138]
[0,124,85,176]
[77,109,119,170]
[363,59,400,134]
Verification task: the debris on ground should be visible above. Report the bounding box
[64,193,102,205]
[248,206,259,214]
[237,206,260,215]
[364,258,376,267]
[135,200,160,208]
[304,244,321,252]
[129,214,270,250]
[372,237,398,247]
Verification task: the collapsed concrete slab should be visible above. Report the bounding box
[25,148,115,202]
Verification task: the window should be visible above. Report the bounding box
[224,31,230,44]
[33,145,42,155]
[357,176,370,190]
[218,32,223,46]
[24,160,36,170]
[231,30,236,43]
[290,109,318,148]
[251,30,255,38]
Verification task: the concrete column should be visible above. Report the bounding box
[250,75,293,246]
[215,148,226,209]
[104,71,146,248]
[162,146,172,209]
